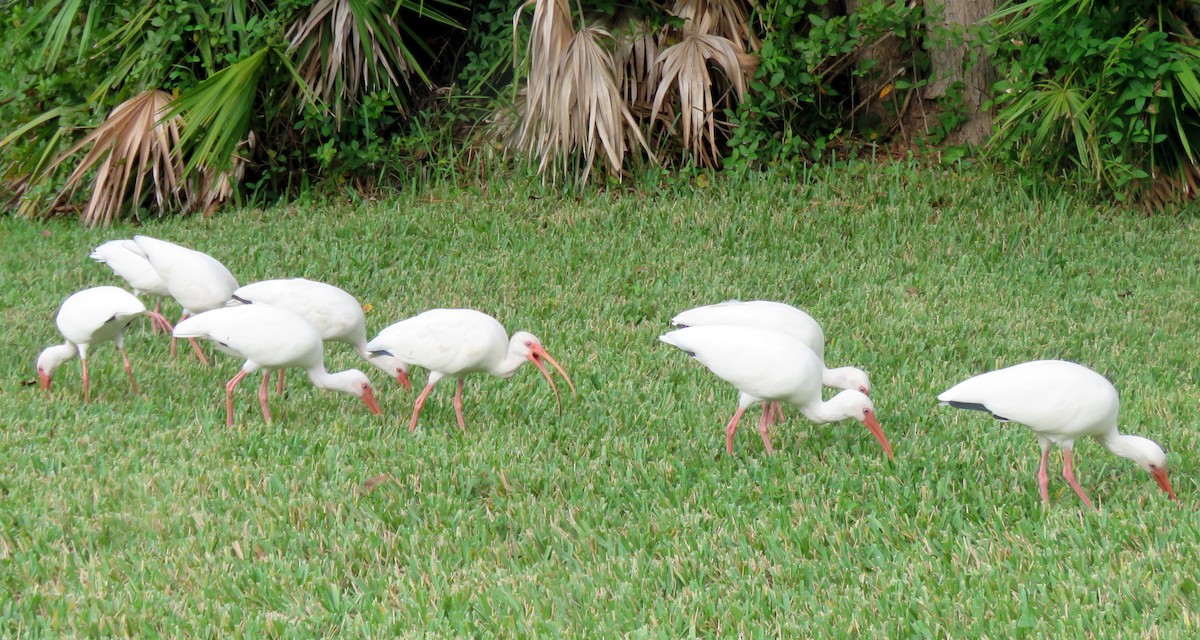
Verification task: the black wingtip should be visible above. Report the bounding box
[947,401,1009,421]
[370,349,393,357]
[231,294,252,304]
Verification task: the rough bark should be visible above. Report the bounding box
[845,0,906,136]
[925,0,996,145]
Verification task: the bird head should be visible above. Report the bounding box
[830,389,893,459]
[826,366,872,396]
[510,331,577,413]
[1121,435,1175,499]
[365,351,412,391]
[332,369,382,415]
[36,344,76,395]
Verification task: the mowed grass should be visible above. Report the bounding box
[2,163,1200,636]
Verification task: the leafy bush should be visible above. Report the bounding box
[989,0,1200,206]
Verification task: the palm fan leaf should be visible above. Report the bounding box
[559,26,655,181]
[287,0,455,123]
[37,90,185,227]
[513,0,574,164]
[613,17,661,112]
[668,0,759,53]
[651,33,750,166]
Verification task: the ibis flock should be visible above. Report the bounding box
[38,236,1176,510]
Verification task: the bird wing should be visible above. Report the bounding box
[135,236,238,312]
[175,306,321,368]
[671,300,825,359]
[56,286,146,344]
[90,240,168,295]
[233,279,362,341]
[937,360,1118,435]
[368,309,505,374]
[661,325,823,405]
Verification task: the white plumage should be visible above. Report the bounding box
[671,300,871,395]
[660,325,892,457]
[90,240,171,311]
[128,235,239,364]
[37,286,174,402]
[366,309,575,433]
[173,305,382,426]
[938,359,1175,508]
[229,278,411,390]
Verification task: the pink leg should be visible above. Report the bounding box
[408,383,437,433]
[1037,446,1051,505]
[119,345,138,396]
[188,338,210,366]
[1061,450,1096,510]
[453,378,467,433]
[81,357,91,404]
[150,299,163,334]
[170,312,189,356]
[276,369,285,396]
[258,372,273,423]
[724,405,749,455]
[225,369,249,427]
[772,403,786,425]
[757,407,774,454]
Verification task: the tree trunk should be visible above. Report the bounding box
[926,0,995,145]
[845,0,906,138]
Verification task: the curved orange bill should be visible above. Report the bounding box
[146,310,174,334]
[527,344,576,414]
[38,370,51,393]
[864,414,895,459]
[1151,467,1176,499]
[396,370,412,392]
[362,386,383,415]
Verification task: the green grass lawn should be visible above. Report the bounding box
[2,163,1199,636]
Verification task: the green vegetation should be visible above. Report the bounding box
[2,165,1198,635]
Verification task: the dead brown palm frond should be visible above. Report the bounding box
[287,0,423,124]
[559,26,655,181]
[651,33,751,167]
[669,0,759,53]
[41,89,185,226]
[514,0,574,163]
[613,17,661,115]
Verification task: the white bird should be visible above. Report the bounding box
[128,235,239,365]
[660,325,892,457]
[229,278,412,392]
[89,240,172,328]
[173,305,382,426]
[938,360,1175,508]
[37,286,174,402]
[366,309,576,433]
[671,300,871,395]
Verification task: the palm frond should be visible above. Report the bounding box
[37,90,185,226]
[651,33,751,167]
[613,17,661,112]
[168,46,270,177]
[668,0,759,53]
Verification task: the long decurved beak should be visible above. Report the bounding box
[527,343,576,414]
[396,369,412,392]
[1152,467,1176,500]
[38,369,51,393]
[864,414,894,459]
[361,386,383,415]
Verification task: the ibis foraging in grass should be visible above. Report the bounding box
[672,300,871,426]
[90,240,172,329]
[659,325,892,457]
[173,305,382,426]
[128,235,239,365]
[37,286,174,402]
[229,278,412,393]
[366,309,576,433]
[938,359,1175,508]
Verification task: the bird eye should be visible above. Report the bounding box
[1150,464,1157,470]
[863,408,871,416]
[361,383,370,391]
[524,340,533,347]
[859,386,868,395]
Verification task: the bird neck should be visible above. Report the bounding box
[1097,431,1141,462]
[822,366,863,391]
[800,395,855,424]
[304,365,337,390]
[37,343,78,377]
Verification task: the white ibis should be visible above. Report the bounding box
[229,278,412,392]
[90,240,172,329]
[671,300,871,394]
[36,286,174,402]
[365,309,575,433]
[938,360,1175,508]
[128,235,239,364]
[660,325,892,457]
[174,305,382,426]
